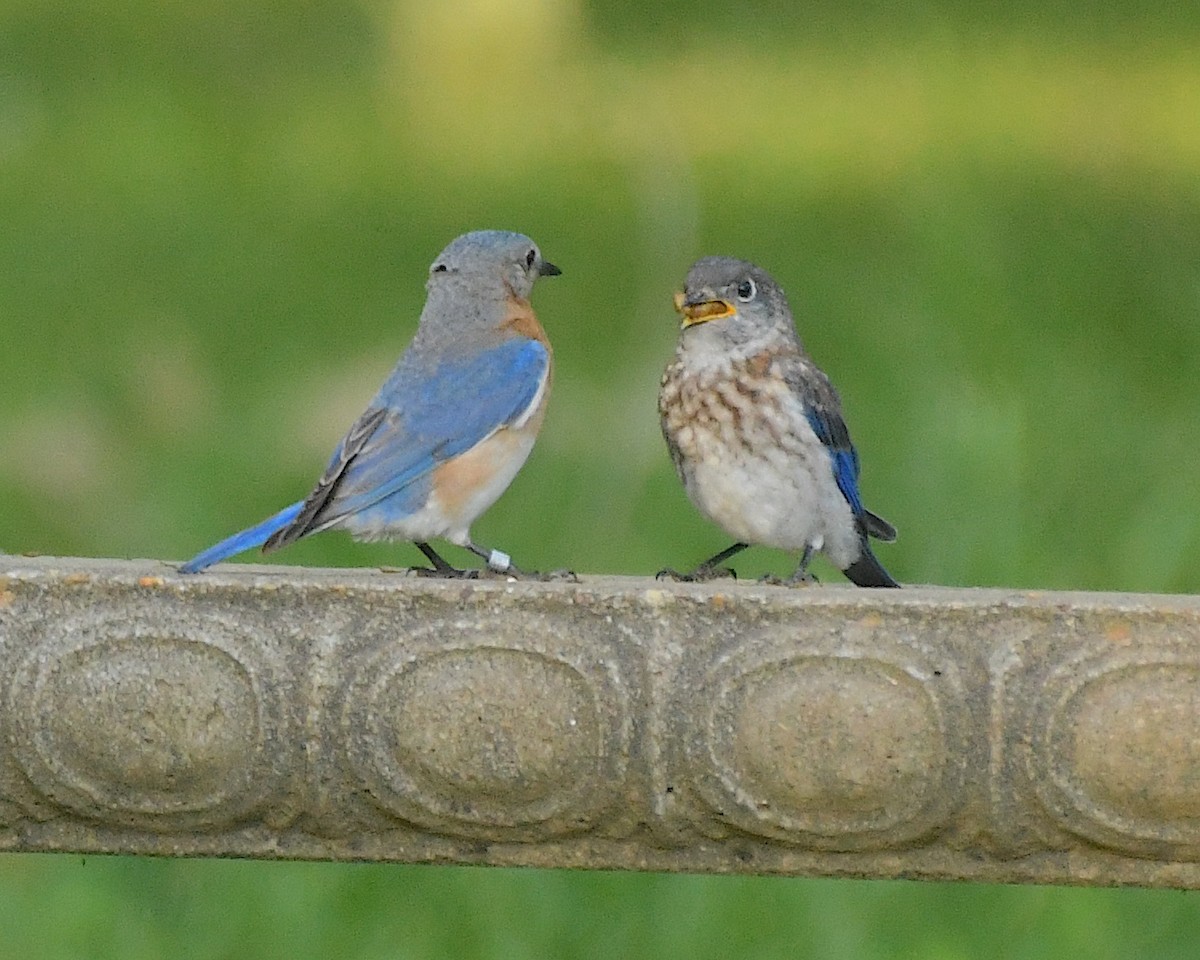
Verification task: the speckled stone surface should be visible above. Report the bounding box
[2,555,1200,887]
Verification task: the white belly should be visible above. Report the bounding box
[684,432,856,562]
[663,366,860,568]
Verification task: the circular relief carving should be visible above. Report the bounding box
[9,621,273,831]
[346,644,625,837]
[697,653,956,849]
[1035,657,1200,855]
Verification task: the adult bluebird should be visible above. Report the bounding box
[658,256,898,587]
[179,230,561,577]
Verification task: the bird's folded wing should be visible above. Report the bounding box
[784,359,868,519]
[278,338,550,543]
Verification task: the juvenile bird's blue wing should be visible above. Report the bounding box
[783,356,899,586]
[265,337,550,549]
[784,358,896,542]
[786,361,864,513]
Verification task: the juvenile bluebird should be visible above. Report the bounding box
[658,256,898,587]
[179,230,560,577]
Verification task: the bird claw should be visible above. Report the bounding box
[411,565,480,580]
[787,570,821,587]
[756,571,820,587]
[479,564,520,580]
[405,562,577,583]
[481,566,580,583]
[530,568,580,583]
[656,566,737,583]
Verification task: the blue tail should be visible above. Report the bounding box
[179,501,305,574]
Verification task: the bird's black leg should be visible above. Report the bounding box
[756,544,819,586]
[463,540,520,576]
[658,542,748,582]
[412,542,477,578]
[786,544,820,586]
[460,541,578,581]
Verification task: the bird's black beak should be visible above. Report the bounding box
[540,260,562,277]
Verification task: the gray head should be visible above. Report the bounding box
[427,230,561,301]
[673,256,801,354]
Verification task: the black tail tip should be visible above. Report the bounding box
[843,552,901,588]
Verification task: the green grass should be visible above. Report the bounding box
[4,857,1200,960]
[3,0,1200,954]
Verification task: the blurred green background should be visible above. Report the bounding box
[3,0,1199,955]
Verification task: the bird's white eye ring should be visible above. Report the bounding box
[736,278,756,302]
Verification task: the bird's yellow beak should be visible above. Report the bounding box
[673,290,736,328]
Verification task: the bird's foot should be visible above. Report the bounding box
[756,570,820,588]
[411,565,480,580]
[476,563,580,583]
[656,565,737,583]
[467,544,579,582]
[523,568,581,583]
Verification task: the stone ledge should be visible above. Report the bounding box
[1,555,1199,888]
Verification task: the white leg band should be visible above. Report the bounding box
[486,549,511,573]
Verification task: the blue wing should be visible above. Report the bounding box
[267,337,550,547]
[179,337,549,572]
[804,406,865,516]
[785,357,895,541]
[783,356,897,583]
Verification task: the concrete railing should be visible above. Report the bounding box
[1,555,1199,888]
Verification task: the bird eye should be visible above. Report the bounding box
[432,263,447,273]
[736,278,757,302]
[525,248,537,269]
